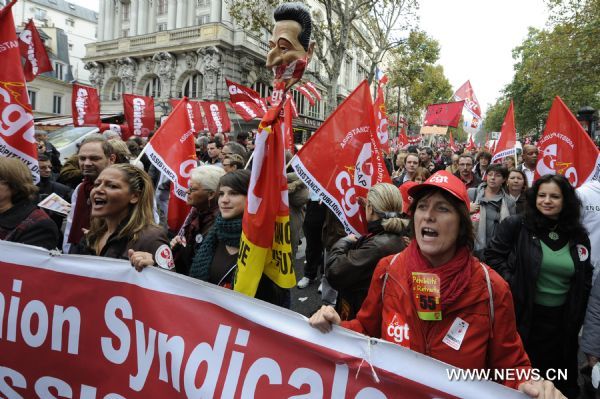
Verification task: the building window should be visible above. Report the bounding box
[27,90,37,110]
[157,0,167,15]
[65,18,75,27]
[53,95,62,114]
[157,23,167,31]
[181,74,201,99]
[122,3,130,21]
[122,29,129,37]
[197,15,209,25]
[197,0,210,6]
[344,57,352,88]
[34,8,47,21]
[144,77,161,98]
[54,62,64,80]
[110,80,124,101]
[68,43,74,51]
[252,82,270,99]
[291,89,305,116]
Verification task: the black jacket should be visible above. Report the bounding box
[326,224,406,320]
[0,201,59,250]
[484,214,592,344]
[71,224,170,264]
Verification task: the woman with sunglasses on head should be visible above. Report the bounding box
[485,174,592,398]
[170,165,225,275]
[72,164,173,271]
[325,183,407,320]
[310,171,565,398]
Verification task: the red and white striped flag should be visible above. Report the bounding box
[304,81,322,101]
[296,85,315,106]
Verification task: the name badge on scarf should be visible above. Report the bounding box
[412,272,441,321]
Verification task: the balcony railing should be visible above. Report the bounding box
[85,23,266,59]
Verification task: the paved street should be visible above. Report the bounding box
[290,239,323,318]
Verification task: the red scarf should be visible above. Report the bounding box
[406,240,471,310]
[67,177,94,245]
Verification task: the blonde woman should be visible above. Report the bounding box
[72,164,172,271]
[325,183,408,320]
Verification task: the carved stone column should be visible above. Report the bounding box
[116,57,138,93]
[152,51,176,99]
[196,46,221,100]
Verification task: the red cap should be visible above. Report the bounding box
[407,170,470,211]
[398,181,418,214]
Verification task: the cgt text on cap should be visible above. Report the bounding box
[407,170,470,211]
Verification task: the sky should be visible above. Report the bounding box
[74,0,549,116]
[418,0,549,116]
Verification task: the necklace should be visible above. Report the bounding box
[548,224,559,241]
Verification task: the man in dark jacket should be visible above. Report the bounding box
[37,155,73,234]
[455,154,481,189]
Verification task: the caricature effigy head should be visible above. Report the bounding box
[267,2,315,89]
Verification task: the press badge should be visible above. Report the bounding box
[411,272,441,321]
[443,317,469,350]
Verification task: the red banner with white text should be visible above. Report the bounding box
[144,97,196,201]
[200,101,231,134]
[535,96,600,187]
[291,80,391,236]
[0,1,39,183]
[71,83,101,127]
[18,19,52,82]
[492,100,517,163]
[0,241,526,398]
[123,94,155,139]
[374,83,391,153]
[170,99,204,133]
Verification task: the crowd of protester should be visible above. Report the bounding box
[1,126,599,398]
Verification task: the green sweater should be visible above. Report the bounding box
[534,242,575,307]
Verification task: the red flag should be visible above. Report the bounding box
[373,83,390,153]
[283,95,294,154]
[144,98,196,201]
[18,19,52,82]
[72,83,100,127]
[398,130,409,149]
[492,100,517,163]
[296,85,316,106]
[466,134,476,151]
[170,99,204,133]
[225,78,261,102]
[123,94,155,139]
[167,185,191,233]
[453,80,481,118]
[483,132,490,150]
[423,101,465,128]
[200,101,231,134]
[291,80,391,236]
[229,101,264,121]
[235,88,296,296]
[304,81,322,101]
[449,131,458,152]
[535,96,600,187]
[0,1,39,182]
